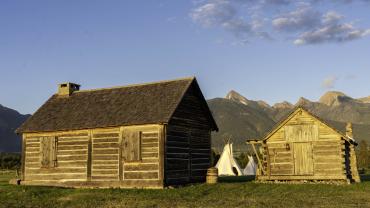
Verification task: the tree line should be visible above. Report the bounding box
[357,140,370,173]
[0,152,21,170]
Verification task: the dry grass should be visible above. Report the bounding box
[1,172,370,208]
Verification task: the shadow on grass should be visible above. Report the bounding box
[218,175,255,183]
[360,174,370,182]
[218,175,370,183]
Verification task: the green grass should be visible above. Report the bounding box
[1,171,370,208]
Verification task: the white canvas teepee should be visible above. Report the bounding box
[215,142,243,176]
[243,156,257,175]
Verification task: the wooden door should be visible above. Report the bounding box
[122,130,141,162]
[293,143,313,175]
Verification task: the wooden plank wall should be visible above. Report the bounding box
[166,84,212,185]
[166,125,190,184]
[263,110,348,180]
[22,124,163,188]
[312,140,344,176]
[24,131,89,182]
[123,127,161,181]
[267,142,293,176]
[91,129,120,181]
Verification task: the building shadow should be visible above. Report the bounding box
[218,176,255,183]
[360,174,370,182]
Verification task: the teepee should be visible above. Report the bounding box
[243,156,257,175]
[215,141,243,176]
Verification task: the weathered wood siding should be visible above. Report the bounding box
[166,84,212,185]
[22,124,164,188]
[24,131,89,182]
[91,129,120,181]
[122,125,162,182]
[261,110,349,181]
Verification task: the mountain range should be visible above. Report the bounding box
[209,90,370,152]
[1,90,370,153]
[0,104,30,152]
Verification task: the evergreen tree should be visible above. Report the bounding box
[236,152,249,169]
[210,149,220,167]
[357,140,369,170]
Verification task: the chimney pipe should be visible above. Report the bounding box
[346,122,353,138]
[58,82,80,96]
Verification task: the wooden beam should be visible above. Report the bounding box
[87,130,92,181]
[251,143,265,175]
[257,175,347,181]
[158,125,165,186]
[349,145,361,183]
[21,135,26,181]
[119,127,124,181]
[21,179,164,189]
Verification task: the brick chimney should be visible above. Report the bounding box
[346,122,353,138]
[58,82,80,96]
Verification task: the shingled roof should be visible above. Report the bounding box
[17,77,218,133]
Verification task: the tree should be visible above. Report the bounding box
[357,140,369,170]
[236,152,249,169]
[210,149,220,167]
[0,153,21,170]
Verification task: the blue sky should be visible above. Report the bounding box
[1,0,370,114]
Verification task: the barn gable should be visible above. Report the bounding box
[169,79,218,130]
[263,107,354,144]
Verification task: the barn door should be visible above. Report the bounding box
[293,143,313,175]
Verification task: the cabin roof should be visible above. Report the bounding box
[16,77,218,133]
[259,106,356,144]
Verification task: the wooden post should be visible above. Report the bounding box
[187,130,192,182]
[119,127,124,181]
[158,125,165,187]
[87,130,92,182]
[21,135,26,181]
[350,145,361,182]
[250,142,265,175]
[264,144,271,177]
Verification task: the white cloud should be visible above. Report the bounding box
[294,11,370,45]
[322,76,338,89]
[190,0,237,28]
[272,6,321,32]
[190,0,370,45]
[190,0,270,42]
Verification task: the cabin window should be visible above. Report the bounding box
[40,136,58,168]
[122,131,141,162]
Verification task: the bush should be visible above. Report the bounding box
[0,152,21,170]
[236,152,250,169]
[211,149,220,167]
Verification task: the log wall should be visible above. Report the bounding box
[24,131,89,182]
[259,110,353,181]
[166,84,212,185]
[91,129,120,181]
[22,124,164,188]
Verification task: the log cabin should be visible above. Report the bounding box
[16,77,218,188]
[247,107,361,183]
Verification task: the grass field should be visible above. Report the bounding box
[1,171,370,208]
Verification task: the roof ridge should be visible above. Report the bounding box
[74,76,195,94]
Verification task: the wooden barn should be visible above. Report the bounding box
[247,107,360,183]
[16,77,218,188]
